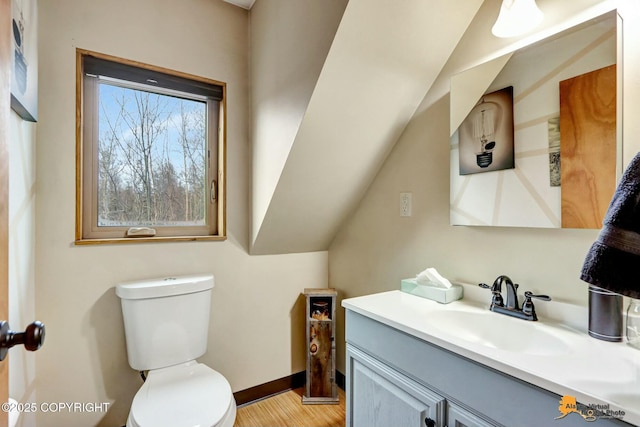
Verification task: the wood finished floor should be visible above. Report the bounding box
[234,387,346,427]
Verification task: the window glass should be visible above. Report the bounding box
[96,82,207,227]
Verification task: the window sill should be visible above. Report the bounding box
[74,235,227,245]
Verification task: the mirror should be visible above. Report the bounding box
[450,11,619,228]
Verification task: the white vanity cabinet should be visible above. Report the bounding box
[345,308,631,427]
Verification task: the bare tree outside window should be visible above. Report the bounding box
[96,83,207,227]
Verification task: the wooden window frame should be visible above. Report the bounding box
[75,49,226,245]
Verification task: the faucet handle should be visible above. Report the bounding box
[523,291,551,301]
[478,283,504,307]
[522,291,551,320]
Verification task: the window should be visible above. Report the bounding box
[76,49,226,243]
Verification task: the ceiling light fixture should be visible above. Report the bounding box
[492,0,544,38]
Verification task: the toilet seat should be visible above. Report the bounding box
[127,361,236,427]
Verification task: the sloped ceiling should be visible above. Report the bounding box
[251,0,484,254]
[223,0,255,9]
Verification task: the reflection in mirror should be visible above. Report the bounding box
[450,12,618,228]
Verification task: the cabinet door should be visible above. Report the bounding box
[347,345,443,427]
[447,402,500,427]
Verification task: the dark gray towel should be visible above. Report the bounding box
[581,152,640,298]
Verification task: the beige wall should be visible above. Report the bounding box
[9,111,37,427]
[36,0,327,426]
[250,0,347,246]
[251,0,484,255]
[329,0,640,374]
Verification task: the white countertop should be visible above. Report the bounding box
[342,287,640,426]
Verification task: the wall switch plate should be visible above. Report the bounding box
[400,192,412,217]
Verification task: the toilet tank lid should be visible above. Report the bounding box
[115,274,214,300]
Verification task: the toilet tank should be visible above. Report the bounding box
[115,274,214,371]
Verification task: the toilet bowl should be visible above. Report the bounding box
[126,362,236,427]
[116,275,236,427]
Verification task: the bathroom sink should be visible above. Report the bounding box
[426,309,572,356]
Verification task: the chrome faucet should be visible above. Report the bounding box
[479,275,550,321]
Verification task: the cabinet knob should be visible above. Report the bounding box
[0,321,46,361]
[425,417,436,427]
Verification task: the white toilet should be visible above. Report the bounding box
[115,274,236,427]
